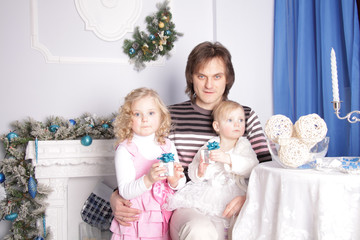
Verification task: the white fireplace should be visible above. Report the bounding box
[26,139,117,240]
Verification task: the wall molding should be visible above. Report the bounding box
[74,0,142,42]
[29,0,168,66]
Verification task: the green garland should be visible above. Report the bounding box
[123,0,183,71]
[0,113,116,240]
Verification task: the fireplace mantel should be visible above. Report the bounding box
[26,139,116,240]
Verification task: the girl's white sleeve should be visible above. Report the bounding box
[115,145,150,200]
[224,137,259,178]
[169,142,186,189]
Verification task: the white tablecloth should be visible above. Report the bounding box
[233,161,360,240]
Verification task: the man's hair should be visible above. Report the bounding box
[185,41,235,102]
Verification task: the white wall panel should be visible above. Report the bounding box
[0,0,273,237]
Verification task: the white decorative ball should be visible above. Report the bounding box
[265,114,293,143]
[294,113,328,148]
[278,137,311,168]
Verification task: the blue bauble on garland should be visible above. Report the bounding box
[0,173,5,183]
[28,176,37,199]
[149,34,155,40]
[129,47,135,55]
[69,119,76,126]
[49,124,60,132]
[34,237,44,240]
[102,123,109,129]
[5,212,18,221]
[6,132,18,142]
[165,30,171,36]
[81,135,92,146]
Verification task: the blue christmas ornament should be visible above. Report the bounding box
[81,135,92,146]
[129,47,135,55]
[69,119,76,126]
[6,132,18,142]
[28,176,37,199]
[49,124,60,132]
[165,30,171,36]
[34,237,44,240]
[0,173,5,183]
[149,34,155,40]
[5,212,18,221]
[88,124,94,128]
[102,123,109,129]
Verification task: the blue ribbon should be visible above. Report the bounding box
[207,141,220,150]
[43,214,47,237]
[35,137,38,164]
[158,153,175,163]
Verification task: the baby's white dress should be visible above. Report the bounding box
[165,136,258,226]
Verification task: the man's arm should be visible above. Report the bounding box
[244,107,272,163]
[110,189,141,226]
[222,195,246,218]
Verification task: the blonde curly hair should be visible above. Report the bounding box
[114,87,171,145]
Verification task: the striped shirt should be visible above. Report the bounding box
[168,101,271,173]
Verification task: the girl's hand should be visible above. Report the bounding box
[198,153,209,178]
[167,162,184,188]
[144,162,166,188]
[210,149,231,165]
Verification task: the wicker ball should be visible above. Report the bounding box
[278,137,311,168]
[294,113,328,148]
[265,114,293,143]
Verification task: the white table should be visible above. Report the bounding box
[233,161,360,240]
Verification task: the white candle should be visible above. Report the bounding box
[331,48,340,102]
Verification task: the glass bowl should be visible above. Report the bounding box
[267,137,330,169]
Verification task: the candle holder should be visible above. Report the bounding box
[332,101,360,123]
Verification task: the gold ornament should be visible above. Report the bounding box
[159,21,165,28]
[141,44,152,55]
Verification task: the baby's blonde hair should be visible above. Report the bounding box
[114,87,171,145]
[212,100,244,122]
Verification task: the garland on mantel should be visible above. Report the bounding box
[0,113,115,240]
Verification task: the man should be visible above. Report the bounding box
[110,41,271,239]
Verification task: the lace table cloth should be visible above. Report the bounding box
[233,161,360,240]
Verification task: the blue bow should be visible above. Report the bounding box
[207,141,220,150]
[158,153,175,163]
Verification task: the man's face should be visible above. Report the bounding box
[192,57,227,110]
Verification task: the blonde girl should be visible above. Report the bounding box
[110,87,185,240]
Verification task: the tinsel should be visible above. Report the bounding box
[123,0,183,71]
[0,112,115,240]
[0,185,5,201]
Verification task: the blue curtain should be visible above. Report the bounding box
[273,0,360,157]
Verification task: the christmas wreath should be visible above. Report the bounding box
[123,0,183,71]
[0,113,115,240]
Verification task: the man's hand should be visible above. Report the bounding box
[110,189,142,226]
[222,195,246,218]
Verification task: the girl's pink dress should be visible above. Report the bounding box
[110,139,174,240]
